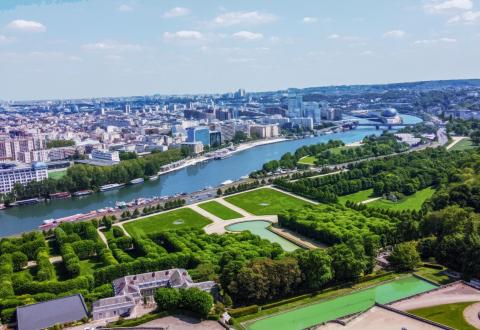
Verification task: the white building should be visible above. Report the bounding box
[250,124,280,139]
[291,117,314,130]
[91,149,120,163]
[0,162,48,194]
[287,89,303,118]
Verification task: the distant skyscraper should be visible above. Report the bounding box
[124,104,131,114]
[287,89,303,118]
[302,102,322,124]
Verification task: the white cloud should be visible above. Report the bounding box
[413,37,457,45]
[360,50,375,56]
[232,31,263,41]
[163,7,191,18]
[0,35,14,44]
[448,10,480,24]
[6,19,46,33]
[213,11,277,27]
[302,17,318,24]
[327,34,340,39]
[82,41,142,52]
[383,30,406,39]
[163,30,203,41]
[424,0,473,14]
[118,4,133,12]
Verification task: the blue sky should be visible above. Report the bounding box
[0,0,479,100]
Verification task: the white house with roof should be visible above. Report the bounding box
[92,268,216,320]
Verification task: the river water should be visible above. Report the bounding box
[0,115,422,236]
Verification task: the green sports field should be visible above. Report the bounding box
[449,138,476,151]
[198,201,242,220]
[408,301,477,330]
[123,208,212,238]
[297,156,316,165]
[48,170,67,180]
[337,189,374,204]
[224,188,314,215]
[247,276,436,330]
[368,187,436,211]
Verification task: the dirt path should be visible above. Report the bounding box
[97,228,109,246]
[446,136,468,150]
[463,301,480,329]
[361,197,382,204]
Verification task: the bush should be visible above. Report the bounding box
[388,241,421,272]
[422,262,444,270]
[11,251,28,272]
[228,305,260,318]
[154,288,182,311]
[179,288,213,319]
[112,227,125,238]
[1,307,16,323]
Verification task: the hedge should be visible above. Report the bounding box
[422,262,444,270]
[36,248,55,282]
[228,305,260,318]
[14,275,93,295]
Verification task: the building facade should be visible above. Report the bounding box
[0,162,48,194]
[186,127,210,146]
[91,149,120,163]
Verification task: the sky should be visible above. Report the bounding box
[0,0,479,100]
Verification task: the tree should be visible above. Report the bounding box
[295,249,333,290]
[102,216,112,230]
[180,288,213,318]
[11,251,28,272]
[470,130,480,145]
[154,288,182,311]
[388,242,421,272]
[329,243,366,282]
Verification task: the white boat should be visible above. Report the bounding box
[115,201,127,209]
[100,183,125,192]
[221,180,234,186]
[148,175,159,181]
[130,178,145,185]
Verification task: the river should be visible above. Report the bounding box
[0,115,422,236]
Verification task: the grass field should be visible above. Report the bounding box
[414,266,453,285]
[450,138,476,151]
[408,302,477,330]
[225,188,314,215]
[297,156,316,165]
[198,201,242,220]
[123,208,212,238]
[48,170,67,180]
[368,187,436,211]
[338,189,374,204]
[79,258,104,276]
[246,276,436,330]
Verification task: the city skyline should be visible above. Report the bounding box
[0,0,479,100]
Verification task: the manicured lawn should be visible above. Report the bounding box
[408,302,477,330]
[297,156,316,165]
[450,138,476,151]
[368,187,436,211]
[79,258,104,276]
[198,201,242,220]
[48,170,67,180]
[102,229,114,241]
[338,189,374,204]
[415,266,453,285]
[225,188,314,216]
[123,208,212,238]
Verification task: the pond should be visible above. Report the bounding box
[226,220,301,252]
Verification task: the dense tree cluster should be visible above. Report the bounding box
[155,287,214,318]
[46,139,75,149]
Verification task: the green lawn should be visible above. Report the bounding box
[225,188,314,216]
[408,302,477,330]
[48,170,67,180]
[79,258,104,276]
[368,187,436,211]
[450,138,476,151]
[123,208,212,238]
[297,156,316,165]
[415,266,453,285]
[338,189,374,204]
[198,201,242,220]
[102,229,114,241]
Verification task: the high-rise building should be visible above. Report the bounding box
[302,102,322,124]
[186,127,211,147]
[287,89,303,118]
[124,105,131,114]
[0,162,48,194]
[209,131,222,147]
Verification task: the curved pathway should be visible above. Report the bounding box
[464,301,480,329]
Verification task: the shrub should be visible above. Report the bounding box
[228,305,260,318]
[154,288,182,311]
[11,251,28,272]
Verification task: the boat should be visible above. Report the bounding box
[99,183,125,192]
[115,201,127,209]
[73,190,94,197]
[221,180,234,186]
[0,204,6,210]
[148,175,159,181]
[240,175,249,180]
[12,198,42,206]
[129,178,145,185]
[49,192,72,200]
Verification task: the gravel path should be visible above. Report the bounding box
[463,301,480,329]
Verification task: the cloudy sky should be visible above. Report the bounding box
[0,0,479,100]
